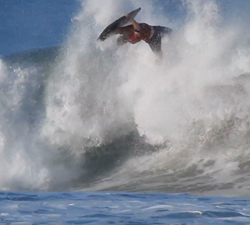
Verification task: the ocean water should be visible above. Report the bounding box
[1,0,250,224]
[1,192,250,224]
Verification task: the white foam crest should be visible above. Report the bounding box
[116,0,250,145]
[0,59,82,191]
[43,0,250,148]
[0,62,49,190]
[41,0,250,193]
[76,0,250,193]
[43,1,160,153]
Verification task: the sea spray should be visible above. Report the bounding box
[0,0,249,195]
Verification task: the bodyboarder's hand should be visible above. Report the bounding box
[125,13,130,19]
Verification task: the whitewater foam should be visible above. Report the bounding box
[0,0,250,195]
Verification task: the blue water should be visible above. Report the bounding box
[1,0,250,224]
[1,192,250,224]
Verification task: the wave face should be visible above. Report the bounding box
[1,0,250,196]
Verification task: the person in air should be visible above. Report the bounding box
[116,14,172,61]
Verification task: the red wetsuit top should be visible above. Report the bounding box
[118,23,153,44]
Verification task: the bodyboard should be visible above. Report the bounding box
[97,7,141,41]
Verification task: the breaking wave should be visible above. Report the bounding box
[0,0,250,196]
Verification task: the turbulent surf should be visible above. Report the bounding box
[0,0,250,196]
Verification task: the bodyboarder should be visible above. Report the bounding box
[115,14,172,60]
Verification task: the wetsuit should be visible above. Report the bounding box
[117,23,172,59]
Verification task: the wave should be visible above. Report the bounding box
[0,0,250,196]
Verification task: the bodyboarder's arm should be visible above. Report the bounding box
[125,14,140,33]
